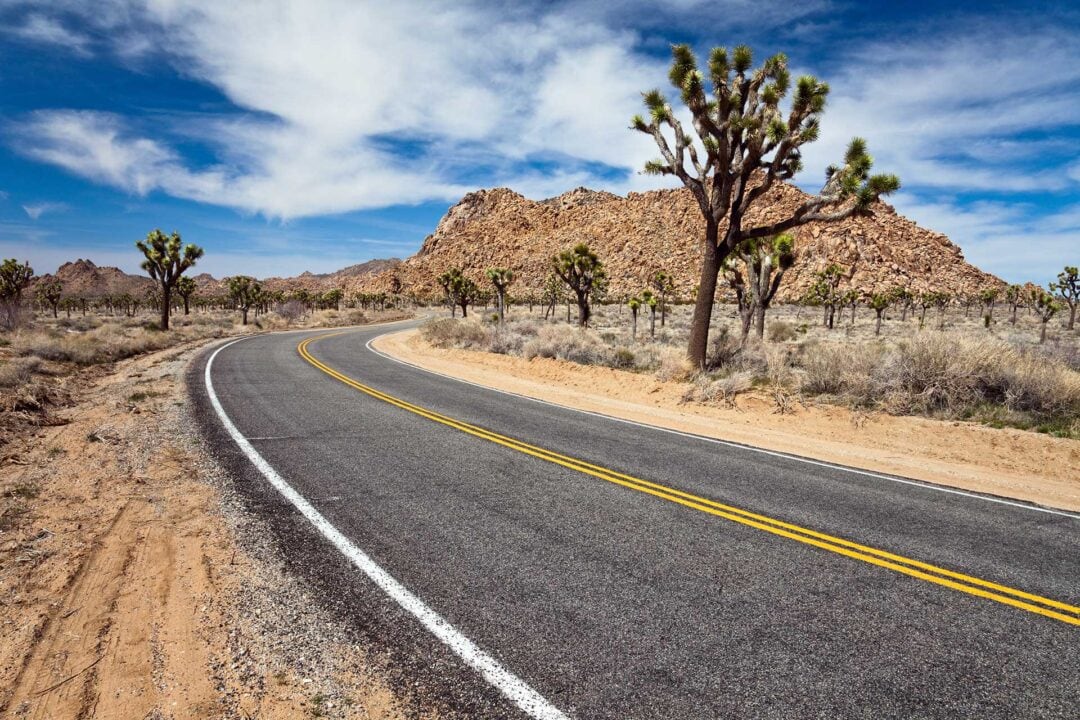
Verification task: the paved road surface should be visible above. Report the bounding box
[191,321,1080,719]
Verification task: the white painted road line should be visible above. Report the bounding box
[365,332,1080,520]
[205,337,571,720]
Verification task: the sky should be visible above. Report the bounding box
[0,0,1077,284]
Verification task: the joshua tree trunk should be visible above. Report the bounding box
[875,309,884,335]
[241,307,249,325]
[649,307,656,339]
[754,303,766,338]
[687,222,720,369]
[1040,320,1049,343]
[575,291,590,327]
[631,309,638,340]
[159,285,171,330]
[1068,305,1076,330]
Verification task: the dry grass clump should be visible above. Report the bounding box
[794,333,1080,431]
[421,318,489,349]
[683,370,754,407]
[522,324,610,365]
[0,357,43,388]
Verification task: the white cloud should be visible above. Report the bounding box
[3,12,92,55]
[891,193,1079,285]
[796,28,1080,196]
[21,201,67,219]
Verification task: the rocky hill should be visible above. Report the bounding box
[349,183,1003,302]
[31,257,401,299]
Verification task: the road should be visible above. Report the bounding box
[191,320,1080,719]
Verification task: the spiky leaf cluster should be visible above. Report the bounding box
[633,43,900,243]
[136,229,204,288]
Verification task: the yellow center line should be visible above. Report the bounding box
[297,332,1080,627]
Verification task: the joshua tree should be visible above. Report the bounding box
[842,288,860,325]
[228,275,261,325]
[1031,287,1062,343]
[627,295,641,340]
[650,270,675,327]
[1005,284,1024,325]
[916,291,938,330]
[1050,265,1078,330]
[979,287,999,324]
[0,258,34,302]
[438,268,479,318]
[552,243,607,327]
[641,289,659,339]
[323,288,344,311]
[35,277,63,318]
[136,229,204,330]
[807,264,845,329]
[633,43,899,368]
[176,275,197,316]
[486,268,514,325]
[721,256,754,337]
[868,291,891,335]
[727,233,796,340]
[542,272,564,321]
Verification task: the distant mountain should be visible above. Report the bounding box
[30,257,402,299]
[348,183,1004,302]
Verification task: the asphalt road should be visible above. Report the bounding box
[191,320,1080,719]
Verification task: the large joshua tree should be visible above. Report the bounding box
[553,243,607,327]
[633,43,900,367]
[136,229,204,330]
[227,275,261,325]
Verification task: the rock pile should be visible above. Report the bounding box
[350,183,1003,302]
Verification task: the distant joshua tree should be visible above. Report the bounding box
[979,287,1000,324]
[633,43,899,367]
[227,275,261,325]
[486,268,514,325]
[552,243,607,327]
[35,277,63,318]
[627,295,641,341]
[176,275,197,316]
[1051,266,1077,330]
[650,270,675,327]
[641,289,658,340]
[807,264,845,329]
[1031,287,1062,343]
[437,268,480,318]
[1005,284,1024,325]
[730,233,796,339]
[868,291,891,335]
[136,229,204,330]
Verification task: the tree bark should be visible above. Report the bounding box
[160,284,171,330]
[875,310,883,335]
[1040,321,1048,343]
[576,291,590,327]
[687,221,721,369]
[1069,305,1076,330]
[754,303,766,339]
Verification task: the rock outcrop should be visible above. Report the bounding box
[351,183,1003,302]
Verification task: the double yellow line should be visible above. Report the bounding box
[299,333,1080,627]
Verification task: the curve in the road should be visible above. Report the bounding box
[299,331,1080,627]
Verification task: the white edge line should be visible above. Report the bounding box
[364,331,1080,521]
[204,337,570,720]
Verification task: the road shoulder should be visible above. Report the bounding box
[373,328,1080,513]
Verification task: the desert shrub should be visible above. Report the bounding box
[706,325,740,369]
[277,300,305,323]
[56,316,101,331]
[768,320,798,342]
[683,370,753,406]
[798,340,883,402]
[421,318,488,349]
[489,329,526,355]
[0,357,42,387]
[652,345,693,382]
[611,346,636,369]
[522,325,609,365]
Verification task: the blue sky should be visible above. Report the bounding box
[0,0,1077,283]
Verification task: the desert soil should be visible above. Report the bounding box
[375,329,1080,513]
[0,338,405,719]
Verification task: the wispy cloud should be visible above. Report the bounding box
[21,201,67,220]
[3,12,92,55]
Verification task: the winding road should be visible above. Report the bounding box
[192,320,1080,719]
